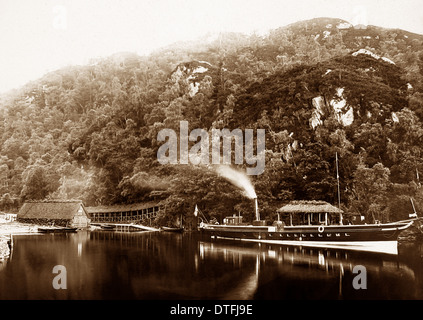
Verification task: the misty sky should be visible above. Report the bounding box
[1,0,422,93]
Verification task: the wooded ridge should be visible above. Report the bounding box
[0,17,422,225]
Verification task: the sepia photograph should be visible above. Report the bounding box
[1,0,423,311]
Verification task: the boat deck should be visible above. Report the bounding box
[200,220,415,255]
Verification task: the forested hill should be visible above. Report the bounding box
[1,17,423,224]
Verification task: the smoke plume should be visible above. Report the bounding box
[216,165,257,199]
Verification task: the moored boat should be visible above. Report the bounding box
[38,226,78,233]
[162,226,184,233]
[99,224,117,231]
[199,200,416,255]
[162,213,184,232]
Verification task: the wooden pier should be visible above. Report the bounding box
[86,202,160,225]
[93,223,161,232]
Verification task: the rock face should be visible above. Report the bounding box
[171,60,217,97]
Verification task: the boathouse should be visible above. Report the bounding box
[86,202,160,223]
[277,200,347,226]
[17,200,90,228]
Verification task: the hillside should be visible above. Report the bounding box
[0,17,422,225]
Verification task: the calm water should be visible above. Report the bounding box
[0,231,423,300]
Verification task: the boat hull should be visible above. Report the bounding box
[38,227,78,233]
[199,221,414,254]
[162,227,184,233]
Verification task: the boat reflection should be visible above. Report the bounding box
[198,240,419,299]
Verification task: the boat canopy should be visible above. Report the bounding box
[278,200,343,214]
[277,200,344,226]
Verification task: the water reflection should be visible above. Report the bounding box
[0,231,422,299]
[197,239,422,299]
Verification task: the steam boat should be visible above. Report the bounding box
[199,200,416,255]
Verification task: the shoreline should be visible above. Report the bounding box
[0,221,40,236]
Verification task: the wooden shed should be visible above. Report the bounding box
[17,200,90,228]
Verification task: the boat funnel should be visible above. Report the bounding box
[253,198,265,226]
[254,197,260,221]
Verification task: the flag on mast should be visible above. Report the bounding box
[409,198,418,218]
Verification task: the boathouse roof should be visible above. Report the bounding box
[277,200,343,214]
[18,200,86,220]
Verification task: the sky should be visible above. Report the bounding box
[0,0,422,94]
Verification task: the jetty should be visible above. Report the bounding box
[86,202,160,224]
[93,223,160,232]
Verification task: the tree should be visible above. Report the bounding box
[349,162,391,223]
[20,165,51,200]
[0,193,13,211]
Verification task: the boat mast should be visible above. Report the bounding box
[336,152,343,225]
[336,152,341,209]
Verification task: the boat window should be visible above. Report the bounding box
[308,213,324,225]
[319,213,325,224]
